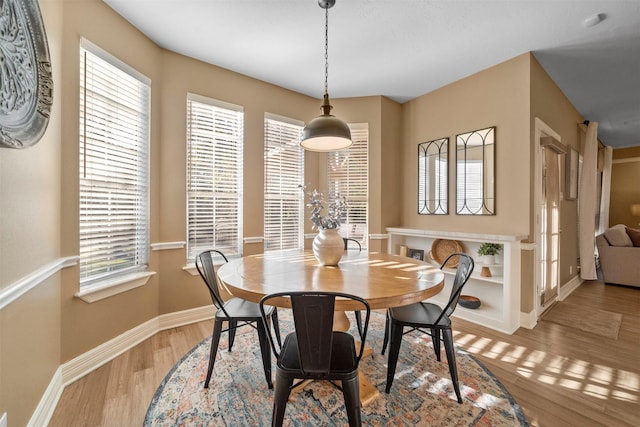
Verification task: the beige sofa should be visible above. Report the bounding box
[595,224,640,287]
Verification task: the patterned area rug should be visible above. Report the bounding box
[145,312,528,426]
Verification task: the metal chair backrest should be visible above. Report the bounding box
[343,238,362,252]
[438,253,474,320]
[195,249,229,314]
[260,291,371,375]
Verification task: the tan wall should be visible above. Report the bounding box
[0,1,63,425]
[610,147,640,228]
[401,54,531,235]
[378,97,404,252]
[530,55,584,308]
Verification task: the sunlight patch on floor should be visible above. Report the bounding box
[453,331,639,403]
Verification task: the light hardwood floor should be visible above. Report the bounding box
[49,280,639,426]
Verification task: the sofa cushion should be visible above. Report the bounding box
[626,227,640,247]
[604,225,633,247]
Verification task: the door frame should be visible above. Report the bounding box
[533,118,563,318]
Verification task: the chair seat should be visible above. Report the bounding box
[278,332,358,377]
[388,302,451,327]
[216,297,274,320]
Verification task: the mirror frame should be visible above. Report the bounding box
[456,126,496,215]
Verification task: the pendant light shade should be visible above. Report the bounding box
[300,0,352,152]
[301,94,352,152]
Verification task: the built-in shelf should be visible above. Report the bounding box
[439,265,503,284]
[387,227,527,334]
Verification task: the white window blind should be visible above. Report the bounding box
[186,95,244,260]
[79,40,150,286]
[326,124,369,246]
[264,114,304,252]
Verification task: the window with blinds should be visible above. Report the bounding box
[326,124,369,246]
[264,114,304,252]
[186,95,244,261]
[79,40,150,286]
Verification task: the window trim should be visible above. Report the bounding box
[78,38,151,294]
[74,271,155,303]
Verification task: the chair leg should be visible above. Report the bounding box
[442,327,462,403]
[430,327,441,361]
[381,311,390,355]
[342,374,362,427]
[272,372,293,427]
[384,319,405,393]
[205,319,223,388]
[257,318,273,389]
[272,309,282,347]
[228,320,237,351]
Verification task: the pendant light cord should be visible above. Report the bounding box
[324,5,329,95]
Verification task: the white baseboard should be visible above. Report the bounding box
[559,275,583,301]
[519,310,537,329]
[29,305,214,427]
[27,368,63,427]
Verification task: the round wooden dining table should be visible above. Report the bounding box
[216,249,445,404]
[217,250,445,311]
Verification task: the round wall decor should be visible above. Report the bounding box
[0,0,53,149]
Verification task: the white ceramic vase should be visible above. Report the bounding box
[312,228,344,266]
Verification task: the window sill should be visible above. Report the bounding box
[75,271,156,303]
[183,264,198,276]
[183,257,233,276]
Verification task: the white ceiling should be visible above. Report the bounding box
[103,0,640,148]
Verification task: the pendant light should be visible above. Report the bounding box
[300,0,352,152]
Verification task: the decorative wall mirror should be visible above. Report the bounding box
[0,0,53,148]
[418,137,448,214]
[456,126,495,215]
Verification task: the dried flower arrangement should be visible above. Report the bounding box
[299,185,348,230]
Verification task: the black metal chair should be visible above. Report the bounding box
[343,237,362,252]
[381,252,474,403]
[260,291,371,427]
[195,249,280,389]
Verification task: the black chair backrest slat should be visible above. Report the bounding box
[290,294,336,374]
[260,291,371,371]
[195,250,229,314]
[437,253,474,321]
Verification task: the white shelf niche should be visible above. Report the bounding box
[386,227,527,334]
